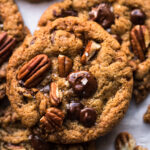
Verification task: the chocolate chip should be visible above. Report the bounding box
[131,9,146,25]
[0,97,10,111]
[67,71,97,98]
[80,108,97,127]
[89,3,115,29]
[0,15,3,29]
[30,135,52,150]
[112,34,122,44]
[67,101,84,120]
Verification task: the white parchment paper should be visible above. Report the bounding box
[16,0,150,149]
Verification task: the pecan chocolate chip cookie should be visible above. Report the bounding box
[0,98,95,150]
[7,17,133,143]
[38,0,150,104]
[0,0,27,100]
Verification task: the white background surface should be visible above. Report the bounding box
[16,0,150,149]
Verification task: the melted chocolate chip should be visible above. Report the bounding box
[67,101,84,120]
[30,135,52,150]
[131,9,146,25]
[89,3,115,29]
[80,108,97,127]
[67,71,97,98]
[112,34,122,44]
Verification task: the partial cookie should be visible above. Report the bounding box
[115,132,148,150]
[38,0,150,104]
[115,132,136,150]
[7,17,133,143]
[0,0,27,100]
[0,98,95,150]
[134,146,148,150]
[143,105,150,123]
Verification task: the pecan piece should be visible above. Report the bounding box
[143,105,150,124]
[115,132,136,150]
[17,54,51,88]
[58,55,73,77]
[134,146,148,150]
[81,41,101,64]
[49,82,62,106]
[40,107,65,132]
[130,25,150,61]
[0,32,16,65]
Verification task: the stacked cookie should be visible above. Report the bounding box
[0,0,150,149]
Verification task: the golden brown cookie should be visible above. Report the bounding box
[38,0,150,104]
[0,0,27,100]
[7,17,133,144]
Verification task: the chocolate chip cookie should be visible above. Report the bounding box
[0,98,95,150]
[38,0,150,104]
[0,0,27,100]
[7,17,133,143]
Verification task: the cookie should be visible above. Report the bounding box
[0,98,95,150]
[7,17,133,143]
[143,105,150,123]
[0,0,27,100]
[38,0,150,104]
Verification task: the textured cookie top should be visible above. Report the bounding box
[38,0,150,103]
[7,17,133,143]
[0,98,96,150]
[0,0,27,100]
[0,0,26,41]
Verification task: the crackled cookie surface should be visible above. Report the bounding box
[38,0,150,104]
[7,17,133,143]
[0,0,27,100]
[0,98,95,150]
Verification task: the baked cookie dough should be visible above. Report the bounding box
[0,0,27,100]
[0,98,95,150]
[38,0,150,104]
[7,17,133,143]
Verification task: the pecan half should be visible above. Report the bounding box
[49,82,62,106]
[40,107,65,132]
[58,55,73,77]
[81,41,101,64]
[115,132,136,150]
[0,32,16,65]
[130,25,150,61]
[17,54,51,88]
